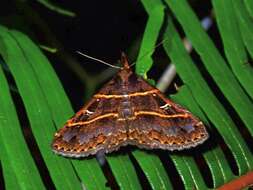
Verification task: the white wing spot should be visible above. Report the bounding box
[86,110,94,115]
[160,104,170,110]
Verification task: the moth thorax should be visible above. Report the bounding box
[119,99,134,119]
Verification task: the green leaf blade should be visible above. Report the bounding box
[170,155,207,190]
[0,65,45,189]
[136,0,165,77]
[212,0,253,100]
[244,0,253,18]
[0,26,82,190]
[172,86,235,188]
[7,29,109,190]
[163,20,253,175]
[166,0,253,136]
[233,1,253,61]
[132,151,173,190]
[107,155,142,190]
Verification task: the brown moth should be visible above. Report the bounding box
[52,53,208,157]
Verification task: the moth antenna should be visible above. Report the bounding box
[76,51,122,69]
[129,37,169,68]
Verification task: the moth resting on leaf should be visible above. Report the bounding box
[52,53,208,157]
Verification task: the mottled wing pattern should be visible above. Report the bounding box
[52,54,208,157]
[52,96,128,157]
[127,86,208,150]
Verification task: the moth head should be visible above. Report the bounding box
[120,52,130,70]
[115,52,133,82]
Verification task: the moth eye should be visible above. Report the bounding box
[96,99,100,101]
[152,94,157,96]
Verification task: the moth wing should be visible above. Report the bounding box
[52,96,128,157]
[127,90,208,150]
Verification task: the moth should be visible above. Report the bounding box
[52,53,208,157]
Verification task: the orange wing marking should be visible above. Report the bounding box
[67,113,118,126]
[134,111,189,118]
[94,89,159,99]
[118,111,189,121]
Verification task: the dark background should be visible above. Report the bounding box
[1,1,247,189]
[0,0,211,109]
[34,0,148,108]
